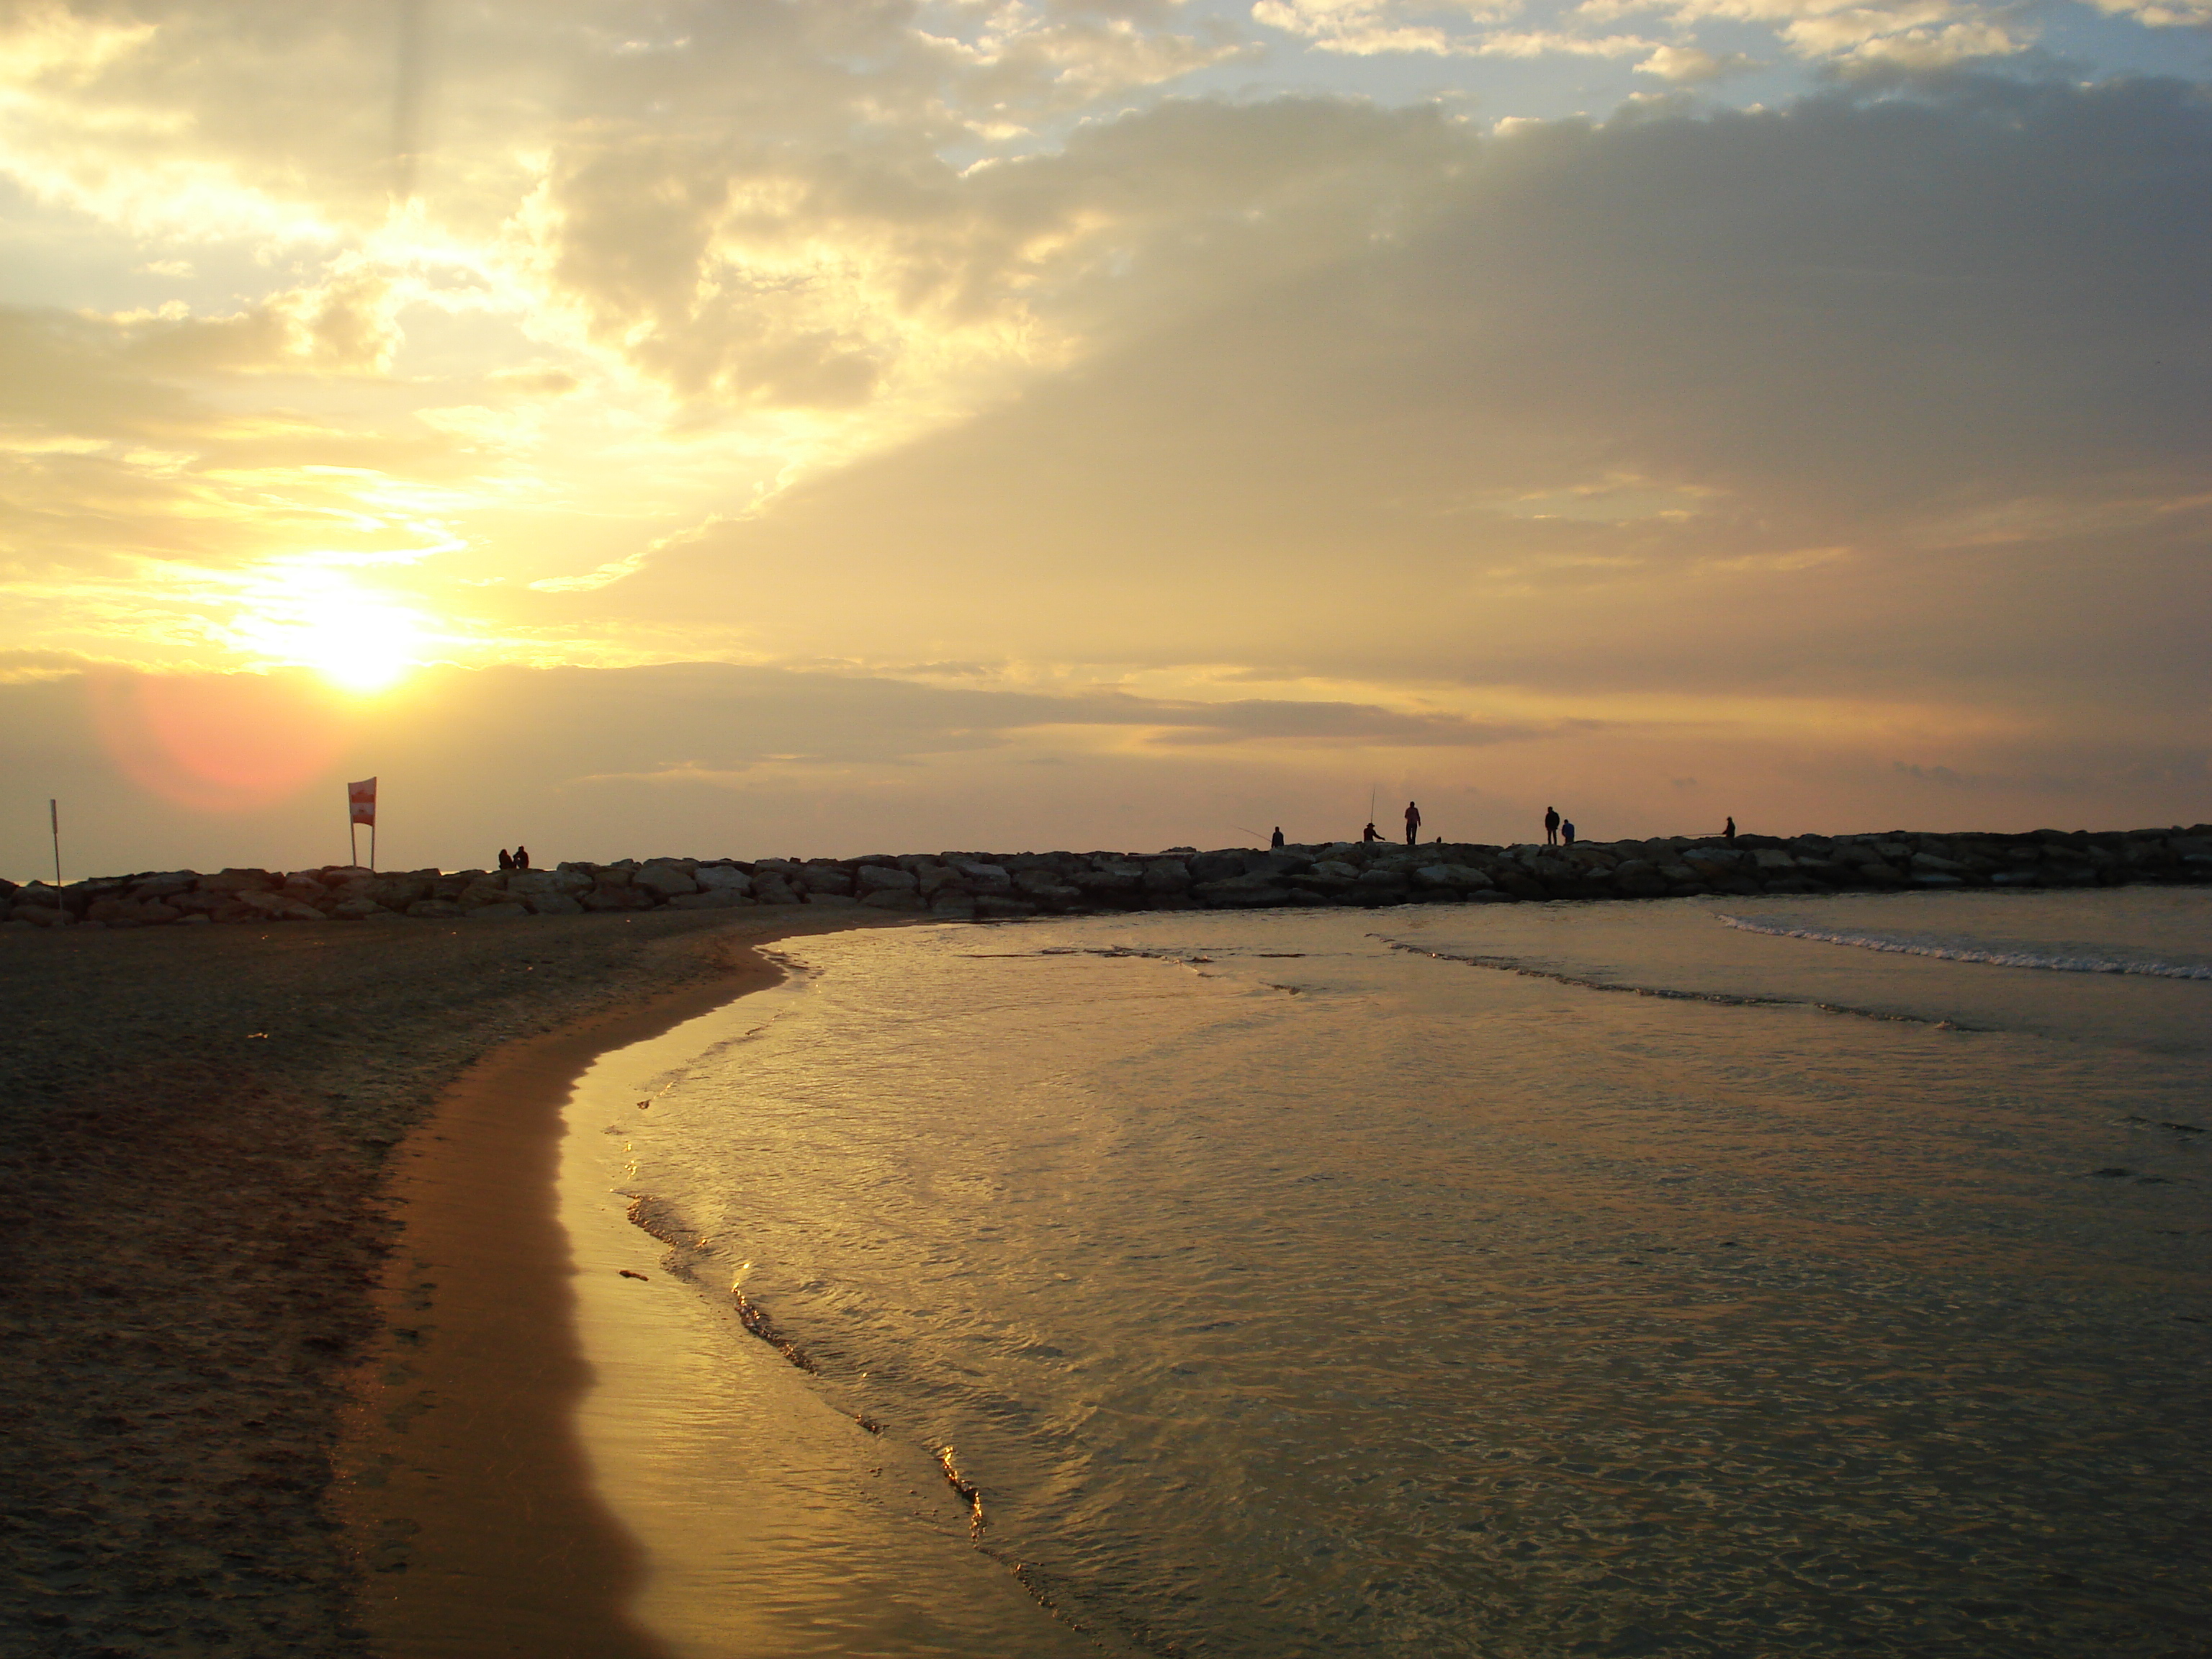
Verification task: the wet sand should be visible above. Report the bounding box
[0,910,909,1659]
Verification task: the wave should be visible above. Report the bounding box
[1378,938,1972,1027]
[1719,914,2212,981]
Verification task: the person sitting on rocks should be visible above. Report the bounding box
[497,848,515,870]
[1270,827,1285,850]
[513,845,531,870]
[1544,806,1560,847]
[1562,819,1577,847]
[1404,801,1421,846]
[1362,822,1380,842]
[1723,817,1736,844]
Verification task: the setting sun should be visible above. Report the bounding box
[233,587,423,693]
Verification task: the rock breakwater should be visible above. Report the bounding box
[6,825,2210,930]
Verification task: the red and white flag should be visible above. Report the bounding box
[348,778,377,826]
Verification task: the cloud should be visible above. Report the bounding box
[1251,0,2032,65]
[1636,45,1763,81]
[0,7,2206,860]
[2084,0,2212,21]
[567,75,2206,731]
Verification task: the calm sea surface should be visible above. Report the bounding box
[606,888,2212,1657]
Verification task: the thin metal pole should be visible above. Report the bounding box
[49,799,64,925]
[370,823,377,874]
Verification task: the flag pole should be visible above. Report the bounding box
[49,799,66,926]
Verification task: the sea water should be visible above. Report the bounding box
[585,888,2212,1658]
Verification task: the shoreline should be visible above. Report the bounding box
[334,922,801,1658]
[0,909,914,1658]
[338,907,1105,1659]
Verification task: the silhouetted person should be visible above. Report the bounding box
[498,848,515,870]
[1562,819,1577,847]
[514,845,531,870]
[1270,826,1285,850]
[1404,801,1421,846]
[1362,822,1380,842]
[1543,806,1560,847]
[1723,817,1736,845]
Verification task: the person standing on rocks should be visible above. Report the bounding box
[1543,806,1560,847]
[1404,801,1421,846]
[1723,817,1736,845]
[1270,827,1285,850]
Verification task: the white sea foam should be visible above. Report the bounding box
[1719,913,2212,980]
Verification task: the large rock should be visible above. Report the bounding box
[1187,850,1249,883]
[956,862,1014,894]
[526,892,587,915]
[665,889,753,910]
[199,868,276,894]
[858,890,925,912]
[1355,869,1411,899]
[856,865,920,894]
[799,865,856,896]
[633,859,700,897]
[128,873,199,902]
[511,868,593,899]
[581,883,649,912]
[469,902,531,918]
[693,865,754,895]
[1072,863,1145,899]
[752,874,801,905]
[1192,876,1294,908]
[1141,860,1190,893]
[1012,869,1082,907]
[1610,862,1672,898]
[1413,863,1493,892]
[235,889,327,922]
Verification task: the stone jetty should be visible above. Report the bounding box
[6,826,2209,930]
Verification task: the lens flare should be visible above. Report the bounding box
[89,670,356,814]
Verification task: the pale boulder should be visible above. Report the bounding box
[633,860,700,897]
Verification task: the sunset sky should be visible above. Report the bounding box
[2,0,2206,877]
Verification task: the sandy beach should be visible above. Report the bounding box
[0,909,908,1659]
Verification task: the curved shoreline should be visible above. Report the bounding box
[334,913,909,1658]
